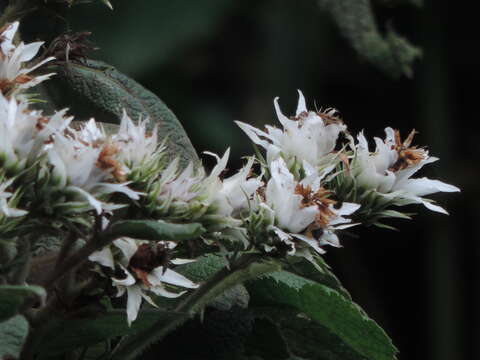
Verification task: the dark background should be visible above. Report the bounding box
[30,0,480,359]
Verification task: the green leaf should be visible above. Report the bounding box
[0,285,46,322]
[175,254,227,282]
[43,59,199,167]
[33,309,174,358]
[247,271,398,360]
[285,257,352,299]
[0,315,29,360]
[253,308,368,360]
[106,219,205,241]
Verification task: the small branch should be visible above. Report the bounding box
[53,231,77,272]
[41,229,116,289]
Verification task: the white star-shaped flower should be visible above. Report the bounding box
[353,127,460,214]
[236,90,345,169]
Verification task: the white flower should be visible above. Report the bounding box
[264,158,359,254]
[48,121,141,214]
[204,150,263,216]
[235,90,346,169]
[0,22,55,94]
[0,178,27,217]
[0,93,72,167]
[113,111,160,169]
[158,149,230,206]
[353,128,460,214]
[89,237,198,325]
[158,160,205,203]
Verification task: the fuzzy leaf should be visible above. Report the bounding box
[251,308,368,360]
[286,257,352,299]
[0,285,46,322]
[106,219,205,241]
[43,59,199,167]
[175,254,227,282]
[0,315,29,360]
[247,271,398,360]
[32,309,175,358]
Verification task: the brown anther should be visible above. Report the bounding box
[96,142,126,181]
[0,79,11,93]
[294,184,337,227]
[256,186,266,200]
[36,117,50,131]
[317,108,343,126]
[389,129,427,172]
[14,74,33,84]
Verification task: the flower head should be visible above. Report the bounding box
[0,93,72,169]
[352,127,460,214]
[0,177,27,218]
[48,119,143,214]
[257,158,359,256]
[236,90,345,169]
[0,22,55,94]
[89,237,198,325]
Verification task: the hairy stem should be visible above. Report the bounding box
[42,230,116,289]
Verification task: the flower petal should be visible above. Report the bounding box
[152,268,199,289]
[126,285,142,325]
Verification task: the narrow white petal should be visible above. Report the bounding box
[274,97,296,128]
[319,231,341,248]
[67,186,103,214]
[88,247,114,269]
[421,199,449,215]
[96,182,143,200]
[150,286,186,298]
[397,177,460,197]
[141,292,158,308]
[153,268,199,289]
[113,238,139,262]
[292,234,326,254]
[209,148,230,178]
[335,202,361,216]
[126,286,142,325]
[171,258,197,265]
[295,90,307,116]
[234,121,271,149]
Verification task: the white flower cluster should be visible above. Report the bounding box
[0,22,54,95]
[352,128,459,214]
[0,21,265,324]
[236,91,459,262]
[1,21,459,325]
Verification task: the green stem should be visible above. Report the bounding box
[109,254,281,360]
